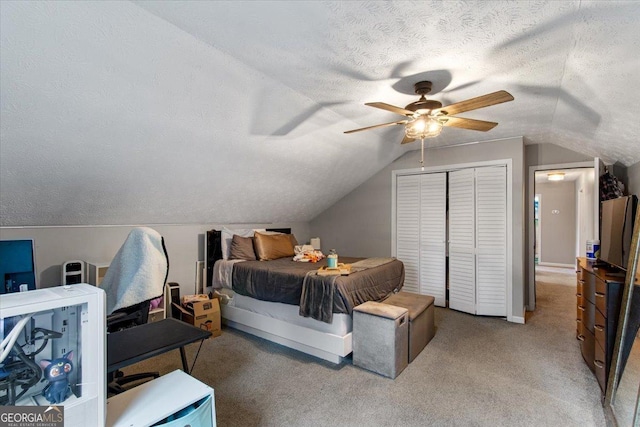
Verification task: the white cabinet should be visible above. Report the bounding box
[148,306,165,323]
[396,174,421,294]
[449,166,507,316]
[0,284,106,426]
[395,172,447,306]
[85,261,110,287]
[395,165,508,317]
[448,168,477,314]
[106,370,216,427]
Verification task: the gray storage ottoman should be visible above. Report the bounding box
[353,301,409,379]
[382,291,435,363]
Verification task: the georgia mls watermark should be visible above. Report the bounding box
[0,406,64,427]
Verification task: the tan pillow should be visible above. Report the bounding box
[254,232,296,261]
[229,235,257,261]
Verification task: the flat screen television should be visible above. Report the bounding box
[0,239,37,294]
[599,195,638,271]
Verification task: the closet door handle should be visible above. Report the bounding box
[595,292,605,298]
[594,360,604,369]
[577,335,585,342]
[594,325,604,332]
[578,306,585,311]
[576,293,582,297]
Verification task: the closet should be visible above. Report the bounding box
[396,172,447,306]
[395,164,507,317]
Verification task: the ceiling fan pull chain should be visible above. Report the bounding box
[420,138,425,170]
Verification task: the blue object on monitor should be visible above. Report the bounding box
[0,239,37,294]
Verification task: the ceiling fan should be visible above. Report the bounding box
[344,81,514,165]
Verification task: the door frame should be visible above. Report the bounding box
[527,160,599,311]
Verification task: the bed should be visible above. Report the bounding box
[205,228,404,363]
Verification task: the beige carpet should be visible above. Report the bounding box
[122,270,606,426]
[535,265,575,287]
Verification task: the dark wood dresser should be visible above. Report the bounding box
[576,257,625,393]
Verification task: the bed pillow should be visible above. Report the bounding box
[254,232,296,261]
[229,235,257,261]
[220,227,265,259]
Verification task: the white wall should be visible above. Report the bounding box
[0,223,310,296]
[310,136,526,321]
[537,181,576,266]
[628,160,640,196]
[575,170,596,258]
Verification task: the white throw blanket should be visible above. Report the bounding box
[212,259,245,289]
[101,227,168,314]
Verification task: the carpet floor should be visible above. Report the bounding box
[122,269,606,426]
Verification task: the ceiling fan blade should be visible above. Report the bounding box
[365,102,415,117]
[438,90,514,116]
[401,135,416,144]
[344,119,408,134]
[441,116,498,132]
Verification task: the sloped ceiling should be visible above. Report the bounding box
[1,1,639,226]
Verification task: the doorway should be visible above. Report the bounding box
[527,161,599,311]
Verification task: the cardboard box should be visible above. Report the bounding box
[173,297,221,338]
[181,294,210,306]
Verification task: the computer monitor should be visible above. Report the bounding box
[0,239,37,294]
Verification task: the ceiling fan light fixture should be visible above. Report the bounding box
[547,172,565,181]
[404,116,443,139]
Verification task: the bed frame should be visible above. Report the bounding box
[205,229,352,364]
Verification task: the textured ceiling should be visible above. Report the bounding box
[1,1,639,226]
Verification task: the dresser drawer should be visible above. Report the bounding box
[579,326,595,373]
[576,303,583,322]
[577,280,584,298]
[595,289,607,317]
[576,292,584,309]
[582,301,595,334]
[577,304,585,326]
[594,343,606,393]
[594,308,606,348]
[576,318,583,338]
[583,273,596,304]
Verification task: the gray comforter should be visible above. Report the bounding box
[231,257,405,323]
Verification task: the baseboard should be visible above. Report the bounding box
[509,315,525,324]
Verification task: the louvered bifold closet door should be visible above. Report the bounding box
[448,168,476,314]
[396,175,420,293]
[419,173,447,306]
[475,166,507,316]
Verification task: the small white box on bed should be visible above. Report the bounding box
[353,301,409,379]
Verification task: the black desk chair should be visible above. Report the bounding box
[106,299,158,394]
[101,227,170,395]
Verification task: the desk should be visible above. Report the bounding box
[107,318,211,374]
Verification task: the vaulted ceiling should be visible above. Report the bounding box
[1,1,639,226]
